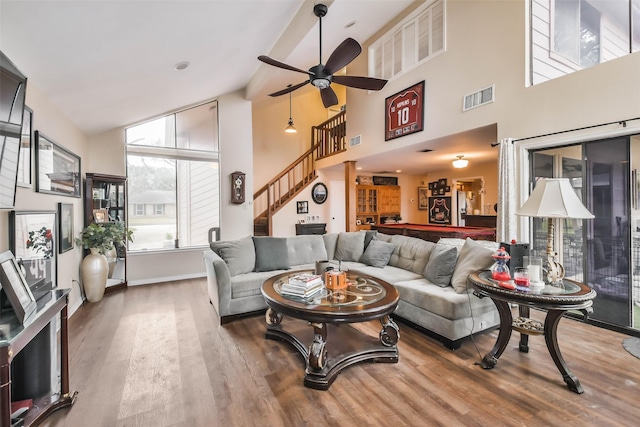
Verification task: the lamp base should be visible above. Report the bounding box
[545,255,565,285]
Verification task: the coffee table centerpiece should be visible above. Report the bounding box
[261,270,400,390]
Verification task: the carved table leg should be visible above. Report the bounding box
[544,309,584,394]
[379,315,400,347]
[307,322,327,372]
[265,308,282,326]
[481,299,513,369]
[518,305,530,353]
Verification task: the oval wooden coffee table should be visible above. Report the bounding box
[261,270,400,390]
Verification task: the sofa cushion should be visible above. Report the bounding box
[359,240,396,268]
[210,236,255,276]
[252,236,290,272]
[423,244,458,287]
[451,238,496,293]
[230,271,283,299]
[287,235,328,266]
[364,230,378,249]
[348,264,423,284]
[393,278,497,320]
[322,233,339,260]
[335,231,366,261]
[388,235,435,275]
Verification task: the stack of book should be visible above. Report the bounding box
[280,273,324,298]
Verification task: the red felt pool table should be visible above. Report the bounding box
[371,223,496,243]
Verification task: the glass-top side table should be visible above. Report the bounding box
[469,271,596,394]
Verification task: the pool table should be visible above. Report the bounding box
[371,223,496,243]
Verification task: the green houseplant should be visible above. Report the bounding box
[76,222,133,302]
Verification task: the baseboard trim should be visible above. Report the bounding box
[128,272,206,287]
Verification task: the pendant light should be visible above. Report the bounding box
[284,85,297,133]
[452,155,469,168]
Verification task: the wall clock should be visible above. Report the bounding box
[231,171,245,204]
[311,182,328,204]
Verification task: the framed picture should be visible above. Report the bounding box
[35,131,81,197]
[431,189,437,196]
[445,186,451,193]
[438,178,447,187]
[9,210,57,290]
[438,187,445,195]
[58,203,74,253]
[297,201,309,214]
[311,182,328,204]
[0,251,37,323]
[93,209,108,223]
[231,171,245,204]
[429,197,452,225]
[418,187,429,210]
[385,80,425,141]
[16,106,33,187]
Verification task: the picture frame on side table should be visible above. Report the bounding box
[58,203,74,253]
[93,209,108,223]
[35,131,81,197]
[16,106,33,187]
[9,210,58,291]
[0,250,37,323]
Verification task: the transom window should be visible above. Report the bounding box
[369,0,445,80]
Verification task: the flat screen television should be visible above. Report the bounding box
[0,50,28,209]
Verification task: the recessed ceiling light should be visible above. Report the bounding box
[356,167,363,170]
[174,61,190,71]
[345,21,356,29]
[395,169,402,173]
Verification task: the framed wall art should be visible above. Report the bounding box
[297,201,309,214]
[58,203,74,253]
[16,106,33,187]
[9,210,57,290]
[418,187,429,210]
[35,131,81,197]
[428,197,452,225]
[0,250,37,323]
[231,171,245,204]
[384,80,425,141]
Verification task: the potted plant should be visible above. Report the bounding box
[76,222,133,302]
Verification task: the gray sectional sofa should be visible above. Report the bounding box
[203,230,500,349]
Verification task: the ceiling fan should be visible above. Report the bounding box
[258,3,388,108]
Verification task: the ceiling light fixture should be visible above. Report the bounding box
[452,155,469,168]
[285,85,297,133]
[174,61,190,71]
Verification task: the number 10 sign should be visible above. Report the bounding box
[384,80,425,141]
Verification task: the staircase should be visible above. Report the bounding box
[253,110,347,236]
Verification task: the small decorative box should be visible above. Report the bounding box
[324,270,348,290]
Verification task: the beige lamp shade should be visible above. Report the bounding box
[516,178,594,219]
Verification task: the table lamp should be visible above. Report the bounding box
[516,178,594,284]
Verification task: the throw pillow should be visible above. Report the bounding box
[210,236,255,276]
[359,240,396,268]
[334,231,366,261]
[450,238,496,293]
[364,230,378,249]
[252,237,290,272]
[423,244,458,287]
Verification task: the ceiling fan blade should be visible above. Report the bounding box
[258,55,313,75]
[268,81,310,97]
[333,75,388,91]
[320,86,338,108]
[325,38,362,74]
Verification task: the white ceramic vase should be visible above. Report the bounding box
[81,248,109,303]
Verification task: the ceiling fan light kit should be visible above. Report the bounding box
[258,3,388,108]
[285,85,297,133]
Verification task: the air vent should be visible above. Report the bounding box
[349,135,361,147]
[463,85,495,111]
[418,149,433,153]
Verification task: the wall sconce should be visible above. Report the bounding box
[284,85,297,134]
[452,155,469,168]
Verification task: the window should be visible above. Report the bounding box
[125,101,220,251]
[531,0,637,85]
[369,0,445,80]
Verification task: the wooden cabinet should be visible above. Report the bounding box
[356,185,401,229]
[83,173,128,292]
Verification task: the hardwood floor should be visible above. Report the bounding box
[40,278,639,427]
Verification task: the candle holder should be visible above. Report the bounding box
[524,256,544,289]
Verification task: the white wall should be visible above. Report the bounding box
[0,84,88,314]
